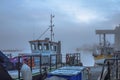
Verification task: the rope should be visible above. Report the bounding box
[37,27,50,40]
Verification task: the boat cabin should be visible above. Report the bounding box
[29,38,61,55]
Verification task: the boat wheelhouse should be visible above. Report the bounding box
[29,38,61,55]
[29,38,61,65]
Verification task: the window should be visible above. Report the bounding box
[51,45,54,50]
[54,46,57,51]
[31,44,36,50]
[44,43,49,50]
[38,44,42,50]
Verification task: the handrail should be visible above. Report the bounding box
[17,53,62,80]
[100,58,120,80]
[66,53,81,66]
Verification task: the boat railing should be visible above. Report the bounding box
[15,53,63,80]
[100,58,120,80]
[66,53,82,66]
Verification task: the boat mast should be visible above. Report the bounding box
[50,14,55,42]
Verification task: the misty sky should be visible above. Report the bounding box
[0,0,120,53]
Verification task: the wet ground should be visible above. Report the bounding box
[89,65,102,80]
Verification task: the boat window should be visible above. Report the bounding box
[51,45,54,51]
[54,46,57,51]
[31,44,36,50]
[38,44,42,50]
[44,43,49,50]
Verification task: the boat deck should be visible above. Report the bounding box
[8,68,40,79]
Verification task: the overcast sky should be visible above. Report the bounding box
[0,0,120,53]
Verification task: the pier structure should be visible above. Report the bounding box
[96,25,120,53]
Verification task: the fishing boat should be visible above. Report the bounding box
[28,14,62,66]
[93,46,113,65]
[0,14,62,80]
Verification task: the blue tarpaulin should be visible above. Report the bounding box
[47,66,85,80]
[48,73,81,80]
